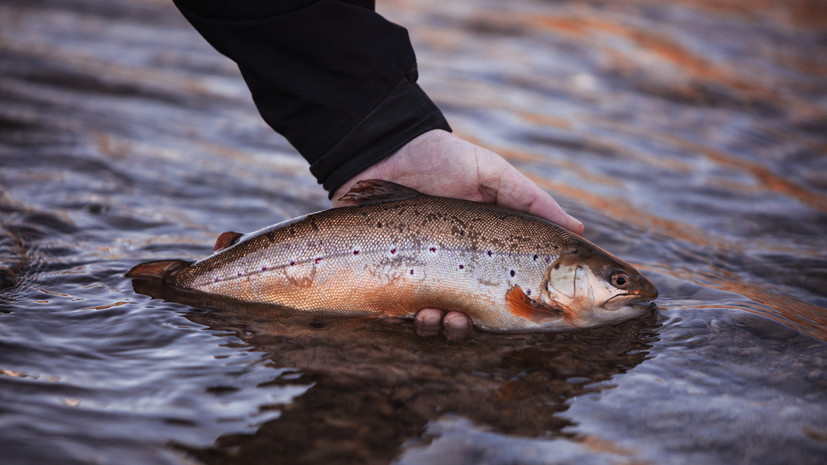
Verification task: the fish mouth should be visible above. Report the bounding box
[604,292,657,310]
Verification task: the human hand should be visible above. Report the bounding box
[331,129,584,335]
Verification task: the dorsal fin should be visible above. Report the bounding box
[505,285,566,323]
[213,231,243,252]
[337,179,422,206]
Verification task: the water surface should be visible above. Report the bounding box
[1,0,826,464]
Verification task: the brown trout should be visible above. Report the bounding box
[126,180,657,332]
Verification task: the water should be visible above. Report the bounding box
[1,0,826,463]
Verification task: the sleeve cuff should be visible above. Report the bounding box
[309,78,451,197]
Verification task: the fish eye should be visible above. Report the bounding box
[611,271,629,288]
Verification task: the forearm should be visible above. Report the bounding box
[172,0,451,195]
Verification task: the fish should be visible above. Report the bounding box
[126,180,657,333]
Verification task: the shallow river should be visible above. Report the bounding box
[1,0,826,464]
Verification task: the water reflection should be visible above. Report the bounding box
[133,280,660,463]
[2,0,827,463]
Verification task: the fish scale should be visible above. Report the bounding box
[127,180,657,332]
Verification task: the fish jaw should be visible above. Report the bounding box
[576,297,657,329]
[585,277,658,327]
[602,275,658,311]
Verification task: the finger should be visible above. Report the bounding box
[413,308,444,337]
[414,308,444,327]
[522,188,584,235]
[442,311,474,339]
[443,311,471,330]
[479,157,584,234]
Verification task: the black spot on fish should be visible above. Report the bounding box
[510,270,515,277]
[533,254,538,261]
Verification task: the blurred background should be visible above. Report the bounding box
[1,0,825,464]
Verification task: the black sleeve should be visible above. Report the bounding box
[171,0,451,196]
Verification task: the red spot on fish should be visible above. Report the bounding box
[214,277,220,283]
[315,257,323,264]
[390,248,397,254]
[458,264,464,270]
[429,247,437,253]
[261,266,268,271]
[290,260,296,266]
[237,271,243,277]
[410,269,414,275]
[353,250,360,255]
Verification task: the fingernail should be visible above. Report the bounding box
[445,315,468,330]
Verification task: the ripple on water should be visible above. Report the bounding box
[1,0,826,464]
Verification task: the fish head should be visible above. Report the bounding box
[540,245,658,328]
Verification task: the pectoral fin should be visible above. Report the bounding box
[505,286,565,323]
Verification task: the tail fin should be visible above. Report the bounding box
[125,259,190,279]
